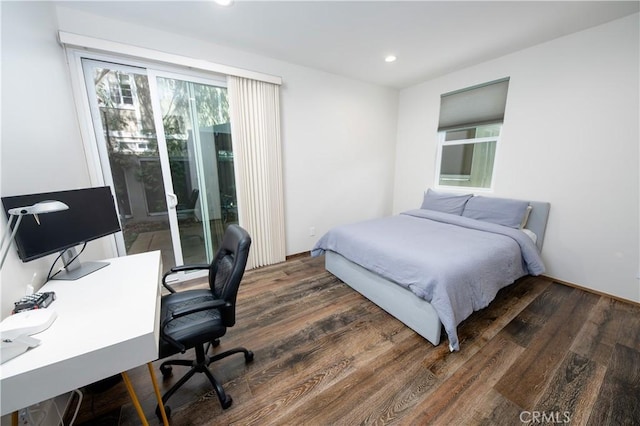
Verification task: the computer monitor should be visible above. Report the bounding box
[1,186,122,280]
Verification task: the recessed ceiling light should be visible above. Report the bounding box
[384,55,397,63]
[213,0,234,6]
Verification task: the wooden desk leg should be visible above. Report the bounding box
[121,371,149,426]
[11,411,18,426]
[148,363,169,426]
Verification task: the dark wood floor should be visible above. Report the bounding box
[72,255,640,425]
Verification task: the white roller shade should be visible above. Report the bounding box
[438,78,510,131]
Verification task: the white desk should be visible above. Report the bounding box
[0,251,164,419]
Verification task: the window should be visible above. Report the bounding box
[436,78,509,190]
[108,72,134,106]
[437,123,501,188]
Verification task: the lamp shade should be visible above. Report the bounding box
[1,200,69,268]
[8,200,69,216]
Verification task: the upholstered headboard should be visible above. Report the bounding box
[420,189,550,252]
[524,201,550,252]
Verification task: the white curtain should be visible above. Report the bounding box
[228,76,285,269]
[469,141,497,188]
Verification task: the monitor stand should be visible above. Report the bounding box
[51,247,110,281]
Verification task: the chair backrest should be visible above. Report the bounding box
[208,224,251,326]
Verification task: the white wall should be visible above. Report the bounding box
[394,14,640,303]
[0,2,99,320]
[0,3,398,318]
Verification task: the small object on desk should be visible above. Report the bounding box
[0,309,57,364]
[13,291,56,313]
[1,308,58,338]
[1,335,41,364]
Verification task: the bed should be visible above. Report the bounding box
[311,190,550,351]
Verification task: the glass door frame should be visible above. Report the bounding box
[147,68,229,266]
[80,59,148,258]
[67,49,229,281]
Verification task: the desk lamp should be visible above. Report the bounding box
[0,200,69,269]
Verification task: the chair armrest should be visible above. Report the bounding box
[160,333,185,353]
[162,263,210,293]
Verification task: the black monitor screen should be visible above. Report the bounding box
[2,186,121,262]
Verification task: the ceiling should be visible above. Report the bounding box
[57,1,639,89]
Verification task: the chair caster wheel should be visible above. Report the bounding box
[245,350,254,363]
[156,404,171,419]
[160,365,173,378]
[221,395,233,409]
[212,339,220,347]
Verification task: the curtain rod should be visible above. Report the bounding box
[58,31,283,86]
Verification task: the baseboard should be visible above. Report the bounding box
[544,275,640,307]
[285,251,311,261]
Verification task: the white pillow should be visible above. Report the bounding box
[521,228,537,244]
[519,205,533,229]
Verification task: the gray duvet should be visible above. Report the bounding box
[311,209,545,351]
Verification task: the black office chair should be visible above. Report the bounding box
[156,224,252,418]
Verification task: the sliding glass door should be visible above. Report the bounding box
[81,59,237,272]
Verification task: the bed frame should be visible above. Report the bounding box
[325,201,550,348]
